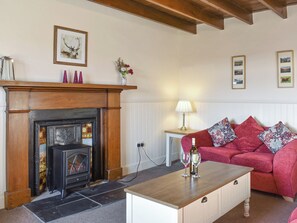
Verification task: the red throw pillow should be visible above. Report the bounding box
[233,116,264,152]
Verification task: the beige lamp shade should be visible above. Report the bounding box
[175,100,192,131]
[175,100,193,113]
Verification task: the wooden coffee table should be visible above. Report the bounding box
[125,161,253,223]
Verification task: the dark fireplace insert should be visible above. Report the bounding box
[29,108,104,196]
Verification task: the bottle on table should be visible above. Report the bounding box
[190,138,199,175]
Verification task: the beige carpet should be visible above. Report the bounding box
[215,190,297,223]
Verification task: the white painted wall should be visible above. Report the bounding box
[178,5,297,103]
[0,0,181,102]
[176,6,297,137]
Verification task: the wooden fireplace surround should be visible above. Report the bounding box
[0,80,137,209]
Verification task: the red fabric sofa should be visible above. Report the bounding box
[181,123,297,202]
[289,208,297,223]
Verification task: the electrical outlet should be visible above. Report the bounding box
[140,142,144,147]
[136,143,141,148]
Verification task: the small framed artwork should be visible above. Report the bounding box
[53,25,88,67]
[232,55,246,89]
[277,50,294,88]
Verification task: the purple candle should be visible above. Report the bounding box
[73,71,78,83]
[79,71,83,84]
[63,70,68,83]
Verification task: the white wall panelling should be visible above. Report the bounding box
[188,102,297,131]
[121,101,179,175]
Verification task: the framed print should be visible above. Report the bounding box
[53,25,88,67]
[232,55,246,89]
[277,50,294,88]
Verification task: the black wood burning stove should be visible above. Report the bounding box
[48,143,91,198]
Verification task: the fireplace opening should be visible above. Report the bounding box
[29,108,104,196]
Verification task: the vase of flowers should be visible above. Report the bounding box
[115,57,134,85]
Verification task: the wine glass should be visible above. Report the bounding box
[191,152,201,178]
[180,151,190,177]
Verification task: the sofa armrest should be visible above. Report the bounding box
[181,129,213,153]
[273,139,297,198]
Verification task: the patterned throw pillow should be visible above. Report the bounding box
[258,121,297,154]
[208,117,237,147]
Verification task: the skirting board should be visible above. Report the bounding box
[0,194,4,209]
[122,155,165,175]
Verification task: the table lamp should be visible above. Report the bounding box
[175,100,192,131]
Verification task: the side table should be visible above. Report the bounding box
[164,129,197,167]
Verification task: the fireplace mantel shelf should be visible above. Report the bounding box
[0,80,137,91]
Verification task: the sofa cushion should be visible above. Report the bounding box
[207,117,237,147]
[258,121,296,154]
[231,152,274,173]
[233,116,264,152]
[223,141,238,149]
[255,144,271,153]
[199,146,242,164]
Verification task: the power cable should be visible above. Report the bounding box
[141,146,166,166]
[118,145,142,183]
[119,144,166,183]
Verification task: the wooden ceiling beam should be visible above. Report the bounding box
[258,0,287,18]
[88,0,197,34]
[134,0,224,30]
[197,0,253,25]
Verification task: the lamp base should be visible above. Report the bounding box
[179,126,187,131]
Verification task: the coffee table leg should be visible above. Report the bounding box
[244,198,250,217]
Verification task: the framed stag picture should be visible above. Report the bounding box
[232,55,246,89]
[277,50,294,88]
[53,25,88,67]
